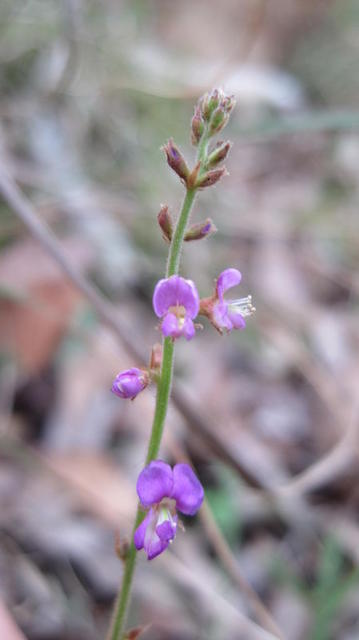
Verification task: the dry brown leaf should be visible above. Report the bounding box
[0,237,93,374]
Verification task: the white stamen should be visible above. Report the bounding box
[228,295,256,317]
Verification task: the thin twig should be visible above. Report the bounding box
[161,553,280,640]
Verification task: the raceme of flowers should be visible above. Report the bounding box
[110,89,256,563]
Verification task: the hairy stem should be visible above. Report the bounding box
[107,132,208,640]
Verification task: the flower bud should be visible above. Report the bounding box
[194,166,228,189]
[209,107,229,135]
[206,141,232,168]
[162,138,189,183]
[199,88,222,121]
[157,204,173,242]
[208,93,236,136]
[111,368,149,400]
[191,105,204,146]
[184,218,217,241]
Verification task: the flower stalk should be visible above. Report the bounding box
[107,89,242,640]
[107,127,210,640]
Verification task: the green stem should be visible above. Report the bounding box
[107,131,209,640]
[167,189,196,277]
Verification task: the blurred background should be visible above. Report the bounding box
[0,1,359,638]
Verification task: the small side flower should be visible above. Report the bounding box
[111,368,149,400]
[134,460,204,560]
[153,275,200,340]
[200,268,255,334]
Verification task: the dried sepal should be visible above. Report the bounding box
[149,342,162,372]
[186,161,201,189]
[115,533,130,562]
[191,104,204,146]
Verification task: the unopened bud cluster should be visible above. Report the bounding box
[161,89,236,194]
[191,88,236,144]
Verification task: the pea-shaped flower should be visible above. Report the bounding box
[111,368,149,400]
[134,460,204,560]
[200,268,255,333]
[153,275,200,340]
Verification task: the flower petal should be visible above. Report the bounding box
[153,277,176,317]
[227,311,246,329]
[171,464,204,515]
[153,275,199,318]
[145,533,169,560]
[182,317,195,340]
[212,300,233,331]
[136,460,173,507]
[161,312,179,338]
[216,268,242,302]
[177,278,200,318]
[156,517,177,543]
[134,510,153,550]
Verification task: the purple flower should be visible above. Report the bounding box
[153,275,200,340]
[134,460,204,560]
[200,268,255,333]
[111,367,149,399]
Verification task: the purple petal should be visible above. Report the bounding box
[156,516,177,543]
[161,312,179,338]
[182,317,195,340]
[212,301,234,331]
[111,368,147,399]
[134,508,175,560]
[143,509,170,560]
[171,464,204,515]
[227,311,246,329]
[134,510,152,550]
[161,313,196,341]
[216,268,242,302]
[145,534,169,560]
[180,279,200,318]
[153,276,199,319]
[136,460,173,507]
